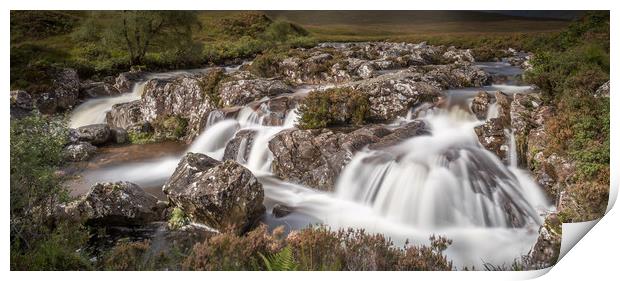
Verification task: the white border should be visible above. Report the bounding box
[2,1,618,280]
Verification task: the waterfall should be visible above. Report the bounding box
[69,82,146,128]
[335,108,548,229]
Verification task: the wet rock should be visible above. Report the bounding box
[81,81,121,98]
[526,213,561,269]
[63,142,97,162]
[222,129,257,162]
[269,124,418,191]
[369,120,429,149]
[217,72,293,107]
[163,153,265,233]
[510,93,543,168]
[115,71,144,93]
[594,80,609,97]
[61,181,163,226]
[474,118,508,162]
[494,91,512,127]
[110,127,129,144]
[470,91,492,120]
[272,204,293,218]
[76,124,111,145]
[106,101,144,129]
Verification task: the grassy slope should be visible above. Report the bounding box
[264,11,570,42]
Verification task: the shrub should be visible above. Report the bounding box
[198,68,225,106]
[10,223,92,271]
[183,225,283,270]
[10,114,93,270]
[262,20,310,43]
[248,51,284,78]
[10,11,79,42]
[297,88,370,129]
[168,207,190,230]
[103,240,151,270]
[182,225,453,271]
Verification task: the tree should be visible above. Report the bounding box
[108,11,201,66]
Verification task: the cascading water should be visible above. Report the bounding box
[335,108,548,229]
[69,82,146,128]
[71,62,551,268]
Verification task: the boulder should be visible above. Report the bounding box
[420,64,489,89]
[140,74,219,141]
[163,153,265,233]
[32,68,80,114]
[474,118,508,162]
[222,129,257,163]
[272,204,293,218]
[442,46,475,64]
[76,124,111,145]
[110,127,129,144]
[61,181,163,226]
[494,91,512,127]
[63,142,97,162]
[269,123,424,191]
[526,213,561,269]
[10,90,34,118]
[106,100,144,129]
[470,91,492,120]
[217,72,293,107]
[115,71,144,93]
[80,81,121,98]
[10,90,33,110]
[345,70,441,121]
[51,68,80,110]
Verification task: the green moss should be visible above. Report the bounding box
[298,88,370,129]
[128,131,155,144]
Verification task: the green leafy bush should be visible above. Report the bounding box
[10,114,93,270]
[168,207,190,230]
[298,88,370,129]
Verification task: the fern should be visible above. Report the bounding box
[259,246,298,271]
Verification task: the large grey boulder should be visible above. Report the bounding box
[474,118,508,162]
[106,100,144,129]
[163,153,265,233]
[217,71,293,107]
[115,71,144,93]
[269,122,426,191]
[470,91,492,120]
[63,141,97,162]
[80,81,120,98]
[34,68,80,114]
[76,124,111,145]
[61,181,163,226]
[344,70,441,121]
